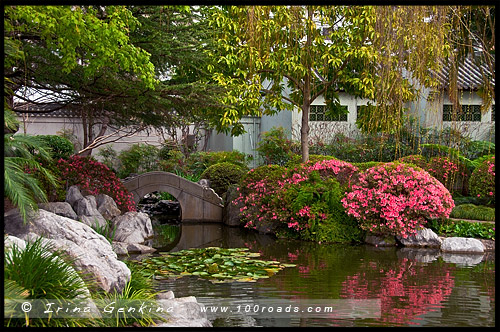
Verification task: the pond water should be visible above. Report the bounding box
[145,222,495,327]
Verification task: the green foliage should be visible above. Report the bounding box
[427,219,495,240]
[469,155,495,205]
[4,238,94,327]
[4,238,89,299]
[117,143,160,178]
[239,164,286,190]
[286,154,336,168]
[397,155,428,170]
[92,221,117,245]
[94,265,163,328]
[185,150,249,176]
[4,134,58,223]
[279,173,364,243]
[256,127,295,166]
[132,247,295,283]
[96,145,120,173]
[36,135,74,160]
[450,204,495,221]
[158,149,188,175]
[351,161,385,172]
[200,162,246,196]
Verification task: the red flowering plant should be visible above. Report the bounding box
[342,162,455,238]
[57,155,136,212]
[469,155,495,205]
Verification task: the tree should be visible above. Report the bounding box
[207,6,452,162]
[5,5,223,155]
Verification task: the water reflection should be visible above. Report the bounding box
[151,223,495,327]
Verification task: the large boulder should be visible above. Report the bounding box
[74,195,108,229]
[38,202,78,220]
[396,228,442,248]
[111,212,154,244]
[441,237,485,253]
[4,209,131,293]
[65,185,84,208]
[154,292,212,327]
[223,185,243,227]
[96,194,122,220]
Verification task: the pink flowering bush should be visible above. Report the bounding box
[342,162,455,238]
[425,156,468,193]
[469,155,495,204]
[234,159,363,243]
[57,155,136,212]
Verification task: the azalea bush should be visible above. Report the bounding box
[57,155,136,212]
[235,159,362,243]
[426,156,468,194]
[342,162,455,238]
[469,155,495,205]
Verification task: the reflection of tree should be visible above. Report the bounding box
[340,258,456,326]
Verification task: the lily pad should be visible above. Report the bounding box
[132,247,296,283]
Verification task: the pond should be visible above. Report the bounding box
[144,222,495,327]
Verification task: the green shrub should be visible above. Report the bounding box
[94,262,163,327]
[239,164,286,190]
[469,155,495,205]
[117,143,160,178]
[200,162,246,196]
[351,161,385,172]
[158,149,188,175]
[425,156,468,194]
[96,145,120,173]
[285,154,337,167]
[256,126,295,166]
[277,173,364,243]
[450,204,495,221]
[397,154,428,170]
[37,135,74,160]
[427,218,495,240]
[5,238,93,327]
[186,150,249,176]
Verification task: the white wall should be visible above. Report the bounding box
[15,114,205,155]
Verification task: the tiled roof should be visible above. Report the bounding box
[13,103,80,118]
[434,56,495,91]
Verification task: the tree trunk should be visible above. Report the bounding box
[301,73,311,163]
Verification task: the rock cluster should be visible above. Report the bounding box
[365,227,492,266]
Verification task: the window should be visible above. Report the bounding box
[443,104,481,122]
[309,105,348,122]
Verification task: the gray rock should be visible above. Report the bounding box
[112,241,157,255]
[441,253,485,266]
[112,211,154,244]
[157,291,175,300]
[364,234,396,247]
[154,296,212,327]
[396,228,442,248]
[4,235,27,252]
[65,185,84,208]
[38,202,78,220]
[96,194,121,220]
[396,248,441,263]
[223,185,243,227]
[4,209,131,293]
[441,237,485,253]
[74,196,107,228]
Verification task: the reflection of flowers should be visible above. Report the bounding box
[340,258,455,325]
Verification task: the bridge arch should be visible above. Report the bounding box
[122,171,223,222]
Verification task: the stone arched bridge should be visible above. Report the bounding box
[122,171,223,222]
